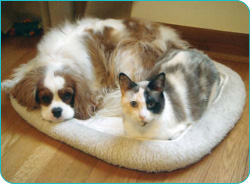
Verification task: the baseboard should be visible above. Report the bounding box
[163,23,249,63]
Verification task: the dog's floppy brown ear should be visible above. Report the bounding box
[68,73,96,120]
[10,67,45,110]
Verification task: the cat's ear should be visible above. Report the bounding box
[148,73,165,92]
[119,73,138,94]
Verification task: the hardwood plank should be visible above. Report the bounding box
[205,51,249,63]
[1,40,38,81]
[1,93,19,134]
[35,144,98,183]
[1,37,26,56]
[1,115,31,157]
[1,48,37,80]
[243,154,249,182]
[162,23,249,57]
[85,161,122,183]
[1,126,62,183]
[104,168,140,183]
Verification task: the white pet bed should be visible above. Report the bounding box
[10,62,246,172]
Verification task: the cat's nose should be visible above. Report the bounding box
[139,115,146,120]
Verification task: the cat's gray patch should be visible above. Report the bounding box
[146,49,181,80]
[148,49,220,122]
[164,63,186,74]
[185,51,219,120]
[164,77,187,122]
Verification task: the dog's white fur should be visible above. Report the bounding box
[2,18,188,122]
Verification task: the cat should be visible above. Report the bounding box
[118,49,221,140]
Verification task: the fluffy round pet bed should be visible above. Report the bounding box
[10,62,246,172]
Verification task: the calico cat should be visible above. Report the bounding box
[119,49,221,140]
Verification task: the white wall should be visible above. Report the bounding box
[131,1,249,33]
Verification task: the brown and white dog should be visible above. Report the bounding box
[2,18,189,122]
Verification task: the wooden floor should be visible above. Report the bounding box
[1,36,249,183]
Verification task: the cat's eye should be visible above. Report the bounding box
[130,101,138,108]
[41,95,52,104]
[148,101,155,108]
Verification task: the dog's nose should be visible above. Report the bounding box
[52,107,62,118]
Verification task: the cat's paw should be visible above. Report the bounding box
[170,131,184,140]
[168,124,188,140]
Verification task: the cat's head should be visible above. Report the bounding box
[119,72,165,126]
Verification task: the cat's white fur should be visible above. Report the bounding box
[122,82,189,140]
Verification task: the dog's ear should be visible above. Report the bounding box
[10,67,45,110]
[70,73,96,120]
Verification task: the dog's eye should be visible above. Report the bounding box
[62,92,72,101]
[147,101,155,108]
[41,95,52,104]
[130,101,138,108]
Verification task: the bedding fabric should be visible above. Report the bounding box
[10,62,246,172]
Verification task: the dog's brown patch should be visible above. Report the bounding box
[114,38,164,82]
[123,18,160,41]
[11,66,46,110]
[119,19,165,81]
[55,69,97,119]
[58,87,74,106]
[36,85,53,106]
[85,27,119,89]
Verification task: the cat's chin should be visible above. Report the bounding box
[138,121,148,126]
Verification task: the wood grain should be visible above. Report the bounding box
[163,23,249,57]
[1,34,249,183]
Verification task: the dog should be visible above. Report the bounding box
[2,18,189,122]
